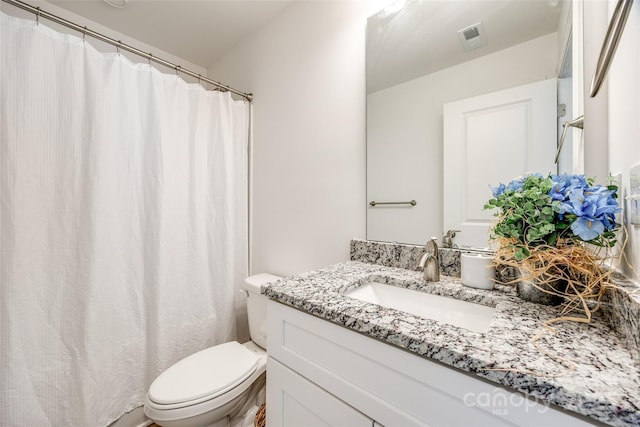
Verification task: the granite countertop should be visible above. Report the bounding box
[263,261,640,427]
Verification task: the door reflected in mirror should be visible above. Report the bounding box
[366,0,580,247]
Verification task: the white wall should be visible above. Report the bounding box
[367,33,558,246]
[209,1,371,277]
[604,0,640,280]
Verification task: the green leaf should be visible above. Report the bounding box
[545,232,557,245]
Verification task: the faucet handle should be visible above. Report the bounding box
[442,230,460,248]
[445,229,461,238]
[426,237,438,257]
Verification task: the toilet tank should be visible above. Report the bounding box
[244,273,281,349]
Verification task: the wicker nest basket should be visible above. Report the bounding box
[254,403,266,427]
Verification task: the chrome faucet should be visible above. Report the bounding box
[418,237,440,282]
[442,229,460,248]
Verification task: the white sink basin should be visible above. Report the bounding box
[344,281,495,333]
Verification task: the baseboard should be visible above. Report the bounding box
[108,406,153,427]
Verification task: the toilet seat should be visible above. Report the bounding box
[144,341,267,425]
[147,341,261,410]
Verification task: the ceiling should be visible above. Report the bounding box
[367,0,565,93]
[47,0,294,69]
[26,0,563,88]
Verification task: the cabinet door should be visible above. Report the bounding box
[267,357,373,427]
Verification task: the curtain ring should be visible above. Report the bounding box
[197,74,201,84]
[147,53,152,67]
[82,26,87,43]
[35,7,40,25]
[175,65,181,77]
[116,40,122,55]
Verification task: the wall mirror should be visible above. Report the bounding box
[366,0,581,248]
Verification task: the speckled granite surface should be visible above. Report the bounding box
[350,238,514,279]
[264,260,640,426]
[601,273,640,363]
[351,238,640,363]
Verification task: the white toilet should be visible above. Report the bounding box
[144,273,281,427]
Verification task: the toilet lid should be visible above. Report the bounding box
[148,341,259,405]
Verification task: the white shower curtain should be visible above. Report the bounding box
[0,11,249,427]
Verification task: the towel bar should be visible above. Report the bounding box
[369,200,417,207]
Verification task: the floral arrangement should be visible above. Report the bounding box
[484,173,620,315]
[486,173,619,260]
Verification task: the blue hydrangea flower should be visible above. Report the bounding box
[490,183,506,198]
[571,217,605,241]
[488,173,620,245]
[565,185,620,240]
[506,177,524,192]
[549,174,588,202]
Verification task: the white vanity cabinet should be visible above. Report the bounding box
[267,358,374,427]
[266,301,598,427]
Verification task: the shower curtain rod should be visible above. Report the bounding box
[2,0,254,102]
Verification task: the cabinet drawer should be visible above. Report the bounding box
[267,357,373,427]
